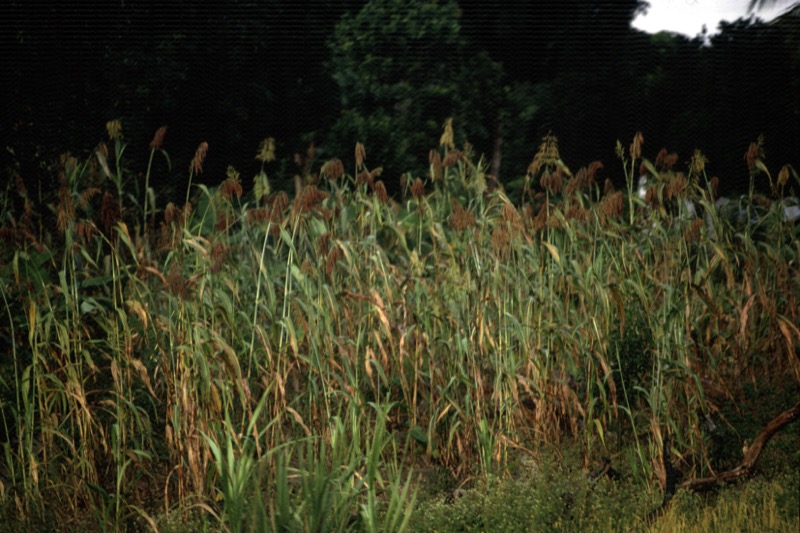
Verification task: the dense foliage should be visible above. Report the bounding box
[325,0,505,181]
[0,120,798,530]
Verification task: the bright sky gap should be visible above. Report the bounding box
[631,0,793,37]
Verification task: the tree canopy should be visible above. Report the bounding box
[324,0,505,180]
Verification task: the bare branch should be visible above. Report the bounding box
[679,401,800,492]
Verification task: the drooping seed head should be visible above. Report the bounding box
[373,180,389,204]
[256,137,276,163]
[150,126,168,150]
[106,119,123,141]
[684,218,704,242]
[355,142,366,169]
[777,165,790,190]
[690,150,708,178]
[190,142,209,174]
[100,191,120,235]
[529,133,560,176]
[321,158,344,181]
[655,148,678,170]
[429,149,443,181]
[629,131,644,160]
[448,200,476,232]
[442,149,462,168]
[411,178,425,200]
[440,118,455,150]
[709,176,720,200]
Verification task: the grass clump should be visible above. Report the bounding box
[655,474,799,532]
[413,448,799,532]
[413,455,649,532]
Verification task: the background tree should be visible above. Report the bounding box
[325,0,506,183]
[3,0,367,198]
[2,0,796,197]
[457,0,650,179]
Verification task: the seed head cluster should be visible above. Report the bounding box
[106,119,123,140]
[150,126,168,150]
[684,218,704,242]
[709,176,720,201]
[501,202,523,231]
[321,158,345,181]
[355,142,366,169]
[373,180,389,205]
[429,150,443,181]
[491,224,510,257]
[599,191,624,222]
[256,137,276,163]
[655,148,678,170]
[529,133,560,176]
[442,150,462,168]
[210,241,228,273]
[448,200,476,232]
[411,178,425,200]
[744,135,764,170]
[100,192,120,236]
[665,173,689,201]
[629,131,644,160]
[293,186,329,217]
[221,166,243,201]
[540,170,563,195]
[190,142,209,174]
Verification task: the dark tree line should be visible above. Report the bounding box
[2,0,797,199]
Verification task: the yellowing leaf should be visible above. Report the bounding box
[542,241,561,266]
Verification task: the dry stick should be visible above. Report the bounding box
[678,400,800,492]
[644,401,799,524]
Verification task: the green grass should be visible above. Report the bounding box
[412,461,799,532]
[0,122,798,531]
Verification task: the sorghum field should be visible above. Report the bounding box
[1,122,798,531]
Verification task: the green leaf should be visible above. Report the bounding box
[409,425,428,445]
